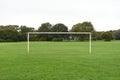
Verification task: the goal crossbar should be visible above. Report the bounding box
[28,32,91,34]
[27,32,92,54]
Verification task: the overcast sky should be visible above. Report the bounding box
[0,0,120,31]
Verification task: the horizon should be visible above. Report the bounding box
[0,22,119,32]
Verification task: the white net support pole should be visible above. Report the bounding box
[89,33,92,54]
[27,32,92,54]
[27,33,29,53]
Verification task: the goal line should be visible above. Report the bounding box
[27,32,92,54]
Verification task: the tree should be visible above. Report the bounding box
[51,23,68,41]
[37,22,52,41]
[80,22,94,32]
[38,22,52,32]
[71,23,81,32]
[102,31,113,41]
[0,25,19,42]
[94,32,104,40]
[71,22,94,32]
[71,22,95,41]
[51,23,68,32]
[115,29,120,40]
[19,26,35,41]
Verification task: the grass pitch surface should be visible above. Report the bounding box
[0,41,120,80]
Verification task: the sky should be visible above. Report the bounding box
[0,0,120,31]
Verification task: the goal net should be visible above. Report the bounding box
[27,32,92,54]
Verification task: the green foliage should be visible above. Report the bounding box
[51,23,68,32]
[38,23,52,41]
[50,23,68,40]
[0,25,35,42]
[19,26,35,41]
[93,32,104,40]
[71,22,94,41]
[39,37,47,41]
[0,41,120,80]
[71,23,81,32]
[0,25,19,42]
[115,29,120,40]
[71,22,94,32]
[0,22,119,42]
[52,38,63,41]
[38,22,52,32]
[102,31,113,41]
[19,26,34,32]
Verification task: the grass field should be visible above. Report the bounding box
[0,41,120,80]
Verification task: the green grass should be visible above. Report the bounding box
[0,41,120,80]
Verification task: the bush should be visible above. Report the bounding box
[0,39,5,42]
[102,32,113,41]
[39,38,47,41]
[52,38,63,41]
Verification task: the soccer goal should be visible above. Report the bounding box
[27,32,92,54]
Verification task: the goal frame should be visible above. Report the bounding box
[27,32,92,54]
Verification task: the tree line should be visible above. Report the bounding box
[0,22,120,42]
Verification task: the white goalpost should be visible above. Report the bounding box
[27,32,92,54]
